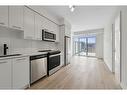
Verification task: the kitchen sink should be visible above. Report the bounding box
[0,54,22,58]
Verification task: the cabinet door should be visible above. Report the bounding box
[35,13,42,40]
[9,6,24,30]
[0,59,11,89]
[41,16,47,29]
[12,57,29,89]
[52,22,59,42]
[49,22,54,33]
[24,7,35,40]
[45,19,52,33]
[0,6,8,27]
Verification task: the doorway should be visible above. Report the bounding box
[74,36,96,57]
[112,12,121,83]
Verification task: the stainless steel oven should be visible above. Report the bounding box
[42,29,56,42]
[38,50,61,76]
[48,53,61,75]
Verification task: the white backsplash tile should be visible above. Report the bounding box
[0,26,58,55]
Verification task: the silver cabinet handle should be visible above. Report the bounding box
[49,54,60,57]
[12,25,21,29]
[0,22,5,25]
[0,61,7,64]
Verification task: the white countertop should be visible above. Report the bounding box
[0,52,48,60]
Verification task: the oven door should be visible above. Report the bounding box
[48,54,60,75]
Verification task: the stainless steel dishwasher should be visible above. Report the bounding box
[30,54,47,84]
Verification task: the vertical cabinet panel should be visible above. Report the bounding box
[35,13,42,40]
[0,59,12,89]
[12,57,29,89]
[0,6,8,27]
[52,23,59,42]
[24,7,35,40]
[9,6,24,30]
[56,25,59,42]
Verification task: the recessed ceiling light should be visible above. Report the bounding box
[69,5,75,12]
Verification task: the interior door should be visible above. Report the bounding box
[114,12,121,83]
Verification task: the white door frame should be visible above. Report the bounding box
[113,11,121,83]
[112,23,115,73]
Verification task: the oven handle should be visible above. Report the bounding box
[49,54,61,57]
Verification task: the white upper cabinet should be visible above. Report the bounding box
[52,23,59,42]
[35,13,42,40]
[12,57,29,89]
[9,6,24,30]
[0,59,12,89]
[0,6,8,27]
[49,22,54,33]
[45,19,52,32]
[24,7,35,40]
[0,6,60,41]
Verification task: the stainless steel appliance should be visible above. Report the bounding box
[48,50,61,75]
[42,29,56,42]
[30,54,47,84]
[64,36,71,65]
[38,50,61,75]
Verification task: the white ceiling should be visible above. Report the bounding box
[40,6,118,32]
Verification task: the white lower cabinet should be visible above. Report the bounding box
[0,56,30,89]
[12,57,30,89]
[0,59,12,89]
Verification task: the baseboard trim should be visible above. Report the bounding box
[103,61,113,73]
[120,83,127,89]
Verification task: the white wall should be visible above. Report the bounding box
[96,33,104,59]
[103,7,127,89]
[0,26,58,55]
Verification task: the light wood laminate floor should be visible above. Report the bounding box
[29,56,121,89]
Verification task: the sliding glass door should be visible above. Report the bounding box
[74,36,96,57]
[87,36,96,56]
[79,37,87,56]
